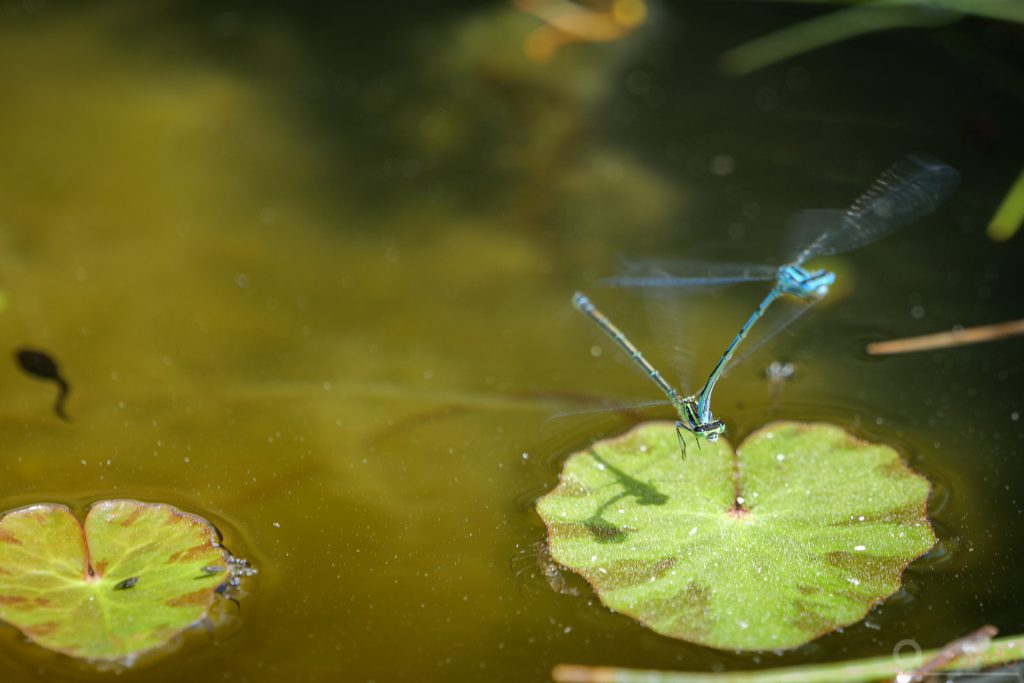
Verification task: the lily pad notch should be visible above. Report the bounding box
[0,499,256,664]
[537,421,936,651]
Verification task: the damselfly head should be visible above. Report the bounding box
[694,419,726,442]
[776,265,834,301]
[808,269,836,300]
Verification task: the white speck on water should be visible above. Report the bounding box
[847,577,860,586]
[854,545,866,551]
[1012,411,1020,422]
[710,154,735,177]
[272,522,281,528]
[775,453,785,461]
[521,452,530,461]
[875,416,884,425]
[563,626,572,634]
[258,206,277,225]
[755,86,779,111]
[80,460,87,466]
[688,527,697,536]
[590,345,602,358]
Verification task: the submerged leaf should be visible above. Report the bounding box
[0,499,235,663]
[537,421,935,651]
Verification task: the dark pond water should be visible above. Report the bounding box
[0,1,1022,681]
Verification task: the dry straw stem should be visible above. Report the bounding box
[866,319,1024,355]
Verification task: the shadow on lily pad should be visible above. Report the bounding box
[537,421,936,651]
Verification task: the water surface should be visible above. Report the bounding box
[0,2,1022,681]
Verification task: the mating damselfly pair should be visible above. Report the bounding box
[573,154,960,455]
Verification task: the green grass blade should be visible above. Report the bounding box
[553,633,1024,682]
[987,166,1024,242]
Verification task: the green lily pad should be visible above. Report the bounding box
[537,421,936,651]
[0,499,235,663]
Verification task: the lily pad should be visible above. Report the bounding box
[536,421,935,651]
[0,499,234,663]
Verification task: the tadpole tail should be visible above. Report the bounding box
[54,377,71,422]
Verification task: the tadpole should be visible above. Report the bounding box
[14,348,71,421]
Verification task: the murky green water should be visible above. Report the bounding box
[1,2,1022,681]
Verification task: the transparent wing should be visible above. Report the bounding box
[717,293,819,379]
[545,399,674,422]
[602,259,778,289]
[572,290,693,402]
[541,398,676,468]
[786,154,961,265]
[639,285,697,395]
[781,209,848,262]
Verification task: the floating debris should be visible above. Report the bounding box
[867,319,1024,355]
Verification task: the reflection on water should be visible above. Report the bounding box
[0,1,1022,681]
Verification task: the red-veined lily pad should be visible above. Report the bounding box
[0,499,237,663]
[536,421,936,651]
